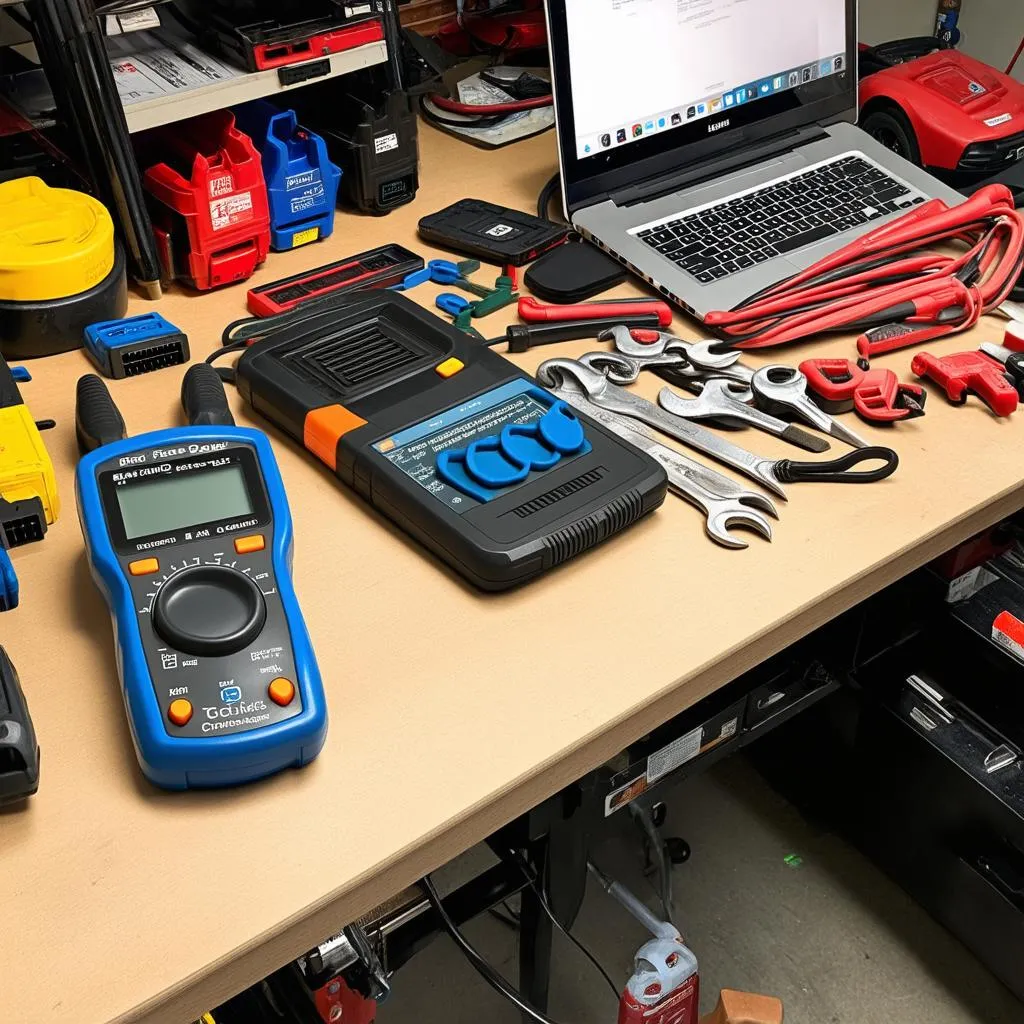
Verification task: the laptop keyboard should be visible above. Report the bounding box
[633,155,926,284]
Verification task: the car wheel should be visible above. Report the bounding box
[862,106,922,166]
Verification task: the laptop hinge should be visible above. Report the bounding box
[610,125,829,208]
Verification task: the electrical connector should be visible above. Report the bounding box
[0,496,46,548]
[83,313,190,379]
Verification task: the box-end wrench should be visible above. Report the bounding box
[548,379,777,548]
[657,379,831,453]
[536,360,900,497]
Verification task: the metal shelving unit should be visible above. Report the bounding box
[123,39,387,132]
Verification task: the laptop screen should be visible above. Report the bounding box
[566,0,848,161]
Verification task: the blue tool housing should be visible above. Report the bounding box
[235,101,341,251]
[76,427,327,789]
[0,549,18,611]
[83,313,189,379]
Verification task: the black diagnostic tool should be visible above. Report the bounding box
[0,645,39,804]
[234,291,667,589]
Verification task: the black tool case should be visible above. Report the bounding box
[172,0,379,74]
[753,568,1024,1001]
[291,70,418,213]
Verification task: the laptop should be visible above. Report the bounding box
[543,0,965,320]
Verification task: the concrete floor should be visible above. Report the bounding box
[380,757,1024,1024]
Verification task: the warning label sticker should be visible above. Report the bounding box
[210,191,254,230]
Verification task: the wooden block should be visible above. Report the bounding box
[699,988,784,1024]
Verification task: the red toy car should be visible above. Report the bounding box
[859,37,1024,186]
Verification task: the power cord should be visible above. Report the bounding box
[420,874,569,1024]
[508,851,621,1001]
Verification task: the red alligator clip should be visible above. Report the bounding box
[799,358,926,423]
[910,350,1019,417]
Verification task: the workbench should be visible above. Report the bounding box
[3,123,1022,1024]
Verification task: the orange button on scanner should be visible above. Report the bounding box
[129,557,160,577]
[168,699,193,727]
[268,677,295,707]
[435,357,464,379]
[234,534,265,555]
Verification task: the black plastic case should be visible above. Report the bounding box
[417,199,569,266]
[235,292,666,589]
[294,77,419,214]
[524,240,626,303]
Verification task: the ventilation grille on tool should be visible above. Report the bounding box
[286,323,425,392]
[542,490,645,566]
[280,307,452,400]
[509,468,606,518]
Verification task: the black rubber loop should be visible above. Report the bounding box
[774,446,899,484]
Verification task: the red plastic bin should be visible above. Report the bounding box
[138,110,271,291]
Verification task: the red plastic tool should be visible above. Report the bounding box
[799,358,926,423]
[910,350,1020,416]
[517,296,673,326]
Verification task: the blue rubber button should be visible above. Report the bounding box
[538,402,586,454]
[465,437,530,488]
[436,450,495,503]
[501,424,561,470]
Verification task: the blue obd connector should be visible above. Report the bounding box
[83,313,190,379]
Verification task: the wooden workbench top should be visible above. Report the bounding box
[3,124,1022,1024]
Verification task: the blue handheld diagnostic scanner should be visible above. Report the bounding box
[74,373,327,789]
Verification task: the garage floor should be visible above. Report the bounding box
[381,757,1024,1024]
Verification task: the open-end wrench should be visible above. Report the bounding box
[536,359,900,496]
[548,379,777,548]
[626,328,743,371]
[751,365,870,449]
[581,337,690,386]
[657,379,831,453]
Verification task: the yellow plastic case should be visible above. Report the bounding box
[0,177,127,360]
[0,405,59,526]
[0,177,114,301]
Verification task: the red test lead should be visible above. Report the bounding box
[704,185,1024,356]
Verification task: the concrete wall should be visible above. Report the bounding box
[859,0,1024,80]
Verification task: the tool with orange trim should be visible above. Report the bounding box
[74,366,327,790]
[229,290,667,589]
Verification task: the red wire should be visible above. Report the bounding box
[705,184,1024,353]
[1007,35,1024,75]
[429,94,552,115]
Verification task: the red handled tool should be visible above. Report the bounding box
[799,358,926,423]
[910,350,1020,416]
[517,296,673,326]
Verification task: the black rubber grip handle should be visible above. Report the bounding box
[181,364,235,427]
[75,375,127,455]
[505,313,662,352]
[774,446,899,484]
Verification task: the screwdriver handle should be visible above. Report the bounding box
[75,375,127,455]
[181,364,235,427]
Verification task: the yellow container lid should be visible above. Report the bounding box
[0,176,115,302]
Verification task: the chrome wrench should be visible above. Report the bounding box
[549,379,777,548]
[536,359,900,496]
[658,379,831,453]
